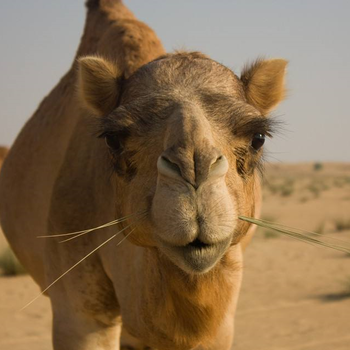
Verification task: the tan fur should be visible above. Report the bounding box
[0,2,287,350]
[241,58,288,114]
[0,146,8,168]
[78,56,122,116]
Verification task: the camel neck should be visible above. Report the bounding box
[136,246,242,349]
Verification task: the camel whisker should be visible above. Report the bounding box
[115,226,137,247]
[21,233,118,310]
[37,211,146,239]
[21,220,141,311]
[58,215,144,243]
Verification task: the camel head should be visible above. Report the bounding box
[78,52,287,274]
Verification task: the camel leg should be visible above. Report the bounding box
[120,327,153,350]
[51,299,122,350]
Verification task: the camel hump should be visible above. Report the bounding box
[86,0,121,8]
[0,146,8,160]
[85,0,136,21]
[78,0,165,74]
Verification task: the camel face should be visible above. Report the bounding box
[92,53,275,273]
[153,100,235,274]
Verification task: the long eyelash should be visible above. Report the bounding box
[232,116,281,138]
[98,127,131,141]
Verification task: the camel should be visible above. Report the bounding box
[0,1,287,349]
[0,146,8,168]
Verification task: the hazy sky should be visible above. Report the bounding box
[0,0,349,162]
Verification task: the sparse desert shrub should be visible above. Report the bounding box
[334,218,350,232]
[299,196,309,203]
[307,183,321,198]
[333,176,350,188]
[265,182,279,195]
[0,247,26,276]
[313,162,323,171]
[307,178,330,198]
[264,178,295,197]
[268,179,295,197]
[280,184,294,197]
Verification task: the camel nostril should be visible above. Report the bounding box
[157,156,182,178]
[209,155,229,178]
[210,155,224,167]
[161,156,182,175]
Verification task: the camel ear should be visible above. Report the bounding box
[78,56,122,116]
[240,58,288,115]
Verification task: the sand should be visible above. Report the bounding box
[0,162,349,349]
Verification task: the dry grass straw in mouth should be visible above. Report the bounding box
[238,216,350,254]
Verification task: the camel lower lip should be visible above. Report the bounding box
[160,238,231,274]
[180,241,221,260]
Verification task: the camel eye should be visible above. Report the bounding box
[251,133,265,151]
[105,134,121,151]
